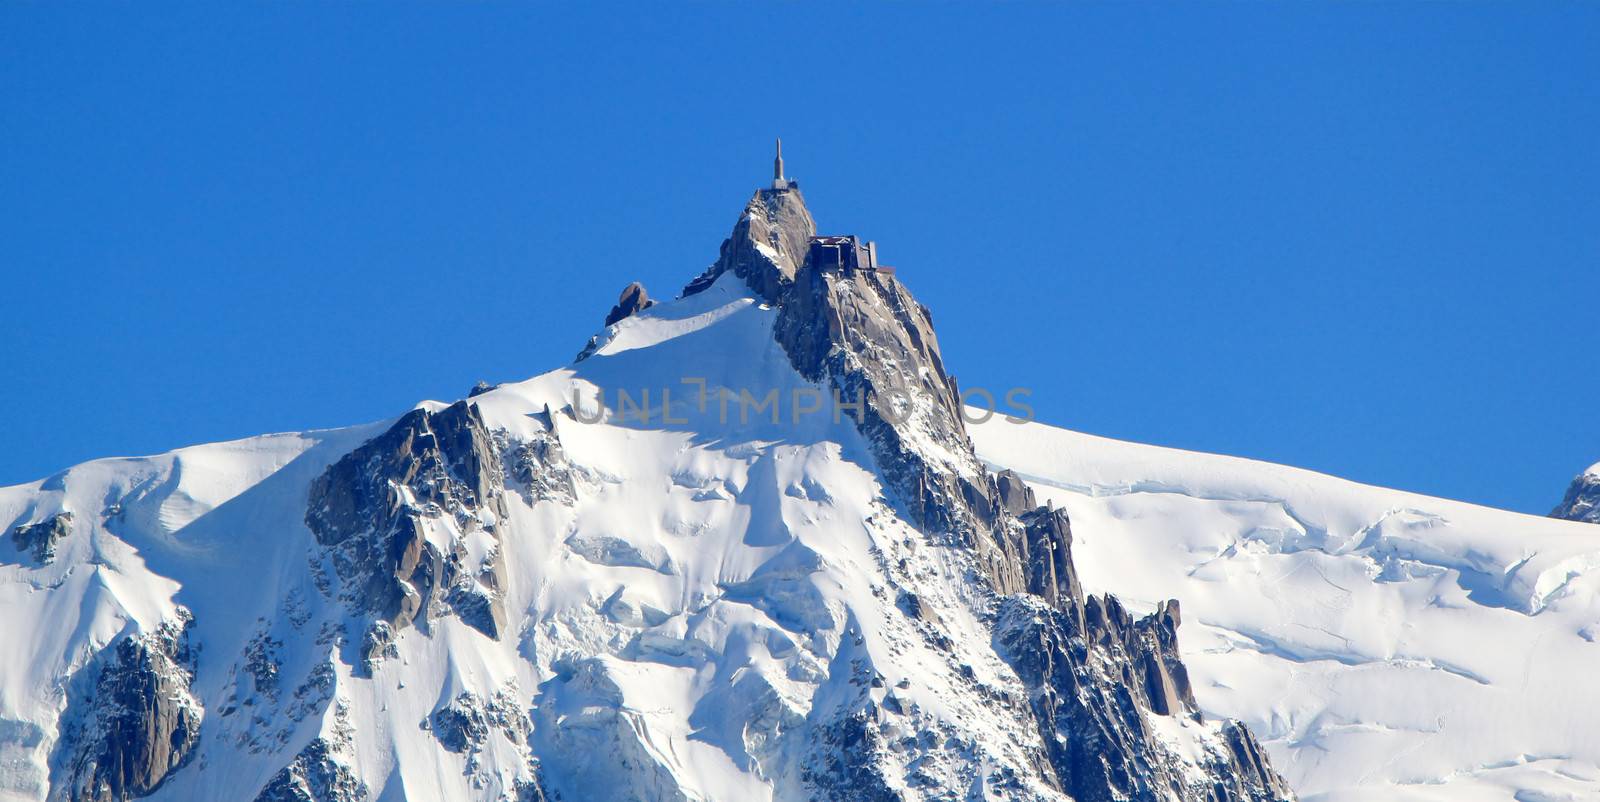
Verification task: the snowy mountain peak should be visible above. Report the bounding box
[0,179,1298,801]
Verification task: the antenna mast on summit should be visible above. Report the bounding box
[773,138,789,189]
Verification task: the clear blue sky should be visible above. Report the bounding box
[2,3,1596,515]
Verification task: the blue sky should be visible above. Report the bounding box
[2,3,1596,515]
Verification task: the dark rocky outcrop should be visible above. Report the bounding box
[603,282,655,327]
[794,631,907,802]
[253,738,368,802]
[999,597,1176,800]
[799,710,903,802]
[51,613,201,802]
[1552,465,1600,524]
[994,470,1035,516]
[424,687,528,756]
[996,487,1289,799]
[305,400,509,671]
[11,512,72,564]
[421,685,539,793]
[1218,720,1295,800]
[990,470,1086,613]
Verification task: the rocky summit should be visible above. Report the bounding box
[0,176,1301,801]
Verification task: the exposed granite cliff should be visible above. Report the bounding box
[683,187,816,303]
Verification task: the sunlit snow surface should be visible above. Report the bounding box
[970,418,1600,801]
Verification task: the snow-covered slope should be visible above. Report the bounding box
[970,420,1600,801]
[0,184,1292,802]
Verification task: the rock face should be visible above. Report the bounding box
[51,613,201,802]
[773,241,987,527]
[683,186,816,302]
[1552,462,1600,523]
[602,281,655,327]
[305,399,509,670]
[998,595,1291,802]
[1017,504,1086,613]
[10,511,72,564]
